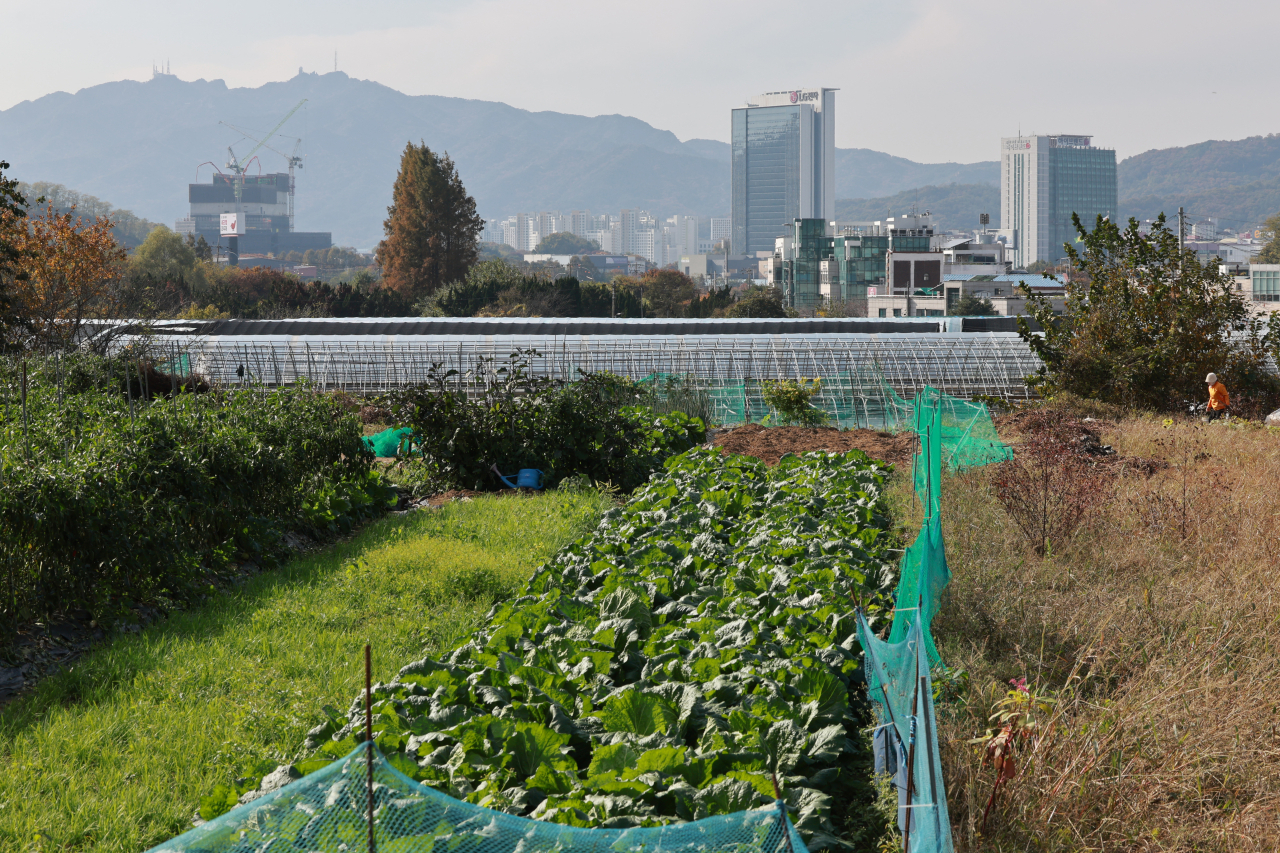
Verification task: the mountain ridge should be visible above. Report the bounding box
[0,72,997,248]
[5,73,1276,249]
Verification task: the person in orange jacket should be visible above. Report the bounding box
[1206,373,1229,421]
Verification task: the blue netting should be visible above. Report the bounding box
[857,615,953,853]
[149,743,807,853]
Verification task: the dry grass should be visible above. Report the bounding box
[932,416,1280,852]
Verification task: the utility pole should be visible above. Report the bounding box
[1178,206,1186,280]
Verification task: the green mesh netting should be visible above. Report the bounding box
[148,744,808,853]
[639,367,1012,448]
[640,365,913,431]
[856,614,954,853]
[890,391,949,666]
[362,428,415,458]
[889,387,1009,665]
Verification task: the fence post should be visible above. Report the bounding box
[21,360,30,463]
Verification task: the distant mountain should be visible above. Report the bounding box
[850,135,1280,235]
[0,72,998,249]
[674,139,999,200]
[1116,135,1280,227]
[834,151,997,199]
[1119,134,1280,197]
[835,184,999,232]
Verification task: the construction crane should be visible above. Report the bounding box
[220,99,307,229]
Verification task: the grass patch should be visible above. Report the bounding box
[0,490,610,852]
[928,416,1280,850]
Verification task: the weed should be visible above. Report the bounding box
[761,377,828,426]
[933,416,1280,850]
[990,411,1114,555]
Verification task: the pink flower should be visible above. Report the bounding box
[1009,677,1029,693]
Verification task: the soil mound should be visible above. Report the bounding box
[711,423,915,466]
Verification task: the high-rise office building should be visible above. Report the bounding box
[730,88,836,256]
[1000,135,1116,268]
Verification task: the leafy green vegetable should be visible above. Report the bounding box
[242,447,900,848]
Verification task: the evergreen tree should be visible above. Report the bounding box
[377,142,484,299]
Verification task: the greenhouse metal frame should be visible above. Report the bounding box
[129,330,1041,402]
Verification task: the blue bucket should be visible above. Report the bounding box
[515,469,544,489]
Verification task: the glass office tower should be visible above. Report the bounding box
[1000,135,1116,268]
[731,89,836,257]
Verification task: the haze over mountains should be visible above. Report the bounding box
[1,71,1279,247]
[0,71,999,248]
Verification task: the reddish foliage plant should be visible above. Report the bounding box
[991,412,1114,555]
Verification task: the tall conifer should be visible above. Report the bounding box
[377,142,483,299]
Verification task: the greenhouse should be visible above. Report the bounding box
[106,317,1043,427]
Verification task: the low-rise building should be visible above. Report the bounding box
[868,273,1066,318]
[1248,264,1280,314]
[769,214,1013,312]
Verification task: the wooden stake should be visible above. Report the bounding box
[902,629,922,852]
[366,644,375,853]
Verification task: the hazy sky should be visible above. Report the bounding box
[3,0,1275,164]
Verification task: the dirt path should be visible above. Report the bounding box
[710,423,916,466]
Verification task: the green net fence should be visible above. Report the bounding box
[857,615,953,853]
[639,364,911,431]
[854,383,1009,852]
[148,743,807,853]
[640,366,1013,454]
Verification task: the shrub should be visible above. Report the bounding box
[0,353,392,629]
[990,411,1114,555]
[390,351,705,493]
[761,378,828,427]
[1018,213,1280,413]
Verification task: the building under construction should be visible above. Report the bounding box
[176,99,332,259]
[175,172,331,257]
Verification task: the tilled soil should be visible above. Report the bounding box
[710,423,916,467]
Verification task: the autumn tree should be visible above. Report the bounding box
[376,142,484,300]
[5,205,127,351]
[639,269,697,317]
[0,160,28,343]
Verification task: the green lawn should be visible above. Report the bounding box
[0,490,610,852]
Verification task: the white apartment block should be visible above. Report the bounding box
[710,218,730,247]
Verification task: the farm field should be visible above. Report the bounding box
[932,414,1280,850]
[0,491,609,852]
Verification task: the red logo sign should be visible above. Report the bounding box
[790,91,798,103]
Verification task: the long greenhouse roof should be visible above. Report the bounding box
[133,317,949,337]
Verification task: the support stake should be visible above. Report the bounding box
[366,643,375,853]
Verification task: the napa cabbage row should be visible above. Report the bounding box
[252,449,899,849]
